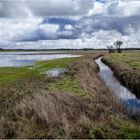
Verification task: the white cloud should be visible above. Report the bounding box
[39,24,59,33]
[88,1,105,16]
[0,0,94,18]
[0,18,42,41]
[0,1,33,18]
[0,0,140,49]
[64,24,74,30]
[107,1,140,17]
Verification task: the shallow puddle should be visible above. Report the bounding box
[43,68,67,77]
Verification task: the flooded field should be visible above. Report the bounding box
[0,51,80,67]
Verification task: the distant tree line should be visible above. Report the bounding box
[0,48,95,51]
[0,46,140,52]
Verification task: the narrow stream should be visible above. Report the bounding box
[95,57,140,115]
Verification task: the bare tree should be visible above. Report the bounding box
[114,40,123,53]
[106,45,115,53]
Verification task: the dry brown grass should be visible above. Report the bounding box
[68,57,127,124]
[14,91,95,138]
[0,90,123,138]
[68,56,123,113]
[0,53,140,139]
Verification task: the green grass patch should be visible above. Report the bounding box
[113,117,140,139]
[35,57,82,72]
[0,57,82,85]
[37,57,87,97]
[0,67,39,85]
[105,52,140,69]
[48,75,86,97]
[90,117,140,139]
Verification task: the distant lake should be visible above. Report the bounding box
[0,51,79,67]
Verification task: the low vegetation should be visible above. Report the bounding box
[0,51,140,139]
[104,52,140,69]
[0,57,82,85]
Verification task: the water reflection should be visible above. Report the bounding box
[0,51,80,67]
[0,51,62,55]
[45,68,67,77]
[95,57,140,114]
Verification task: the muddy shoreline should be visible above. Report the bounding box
[101,57,140,98]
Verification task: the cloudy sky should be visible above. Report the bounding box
[0,0,140,49]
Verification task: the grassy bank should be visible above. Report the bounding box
[0,57,82,85]
[102,52,140,98]
[104,52,140,69]
[0,52,140,139]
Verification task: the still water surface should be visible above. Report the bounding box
[95,57,140,115]
[0,51,79,67]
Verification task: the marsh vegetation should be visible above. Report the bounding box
[0,51,140,139]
